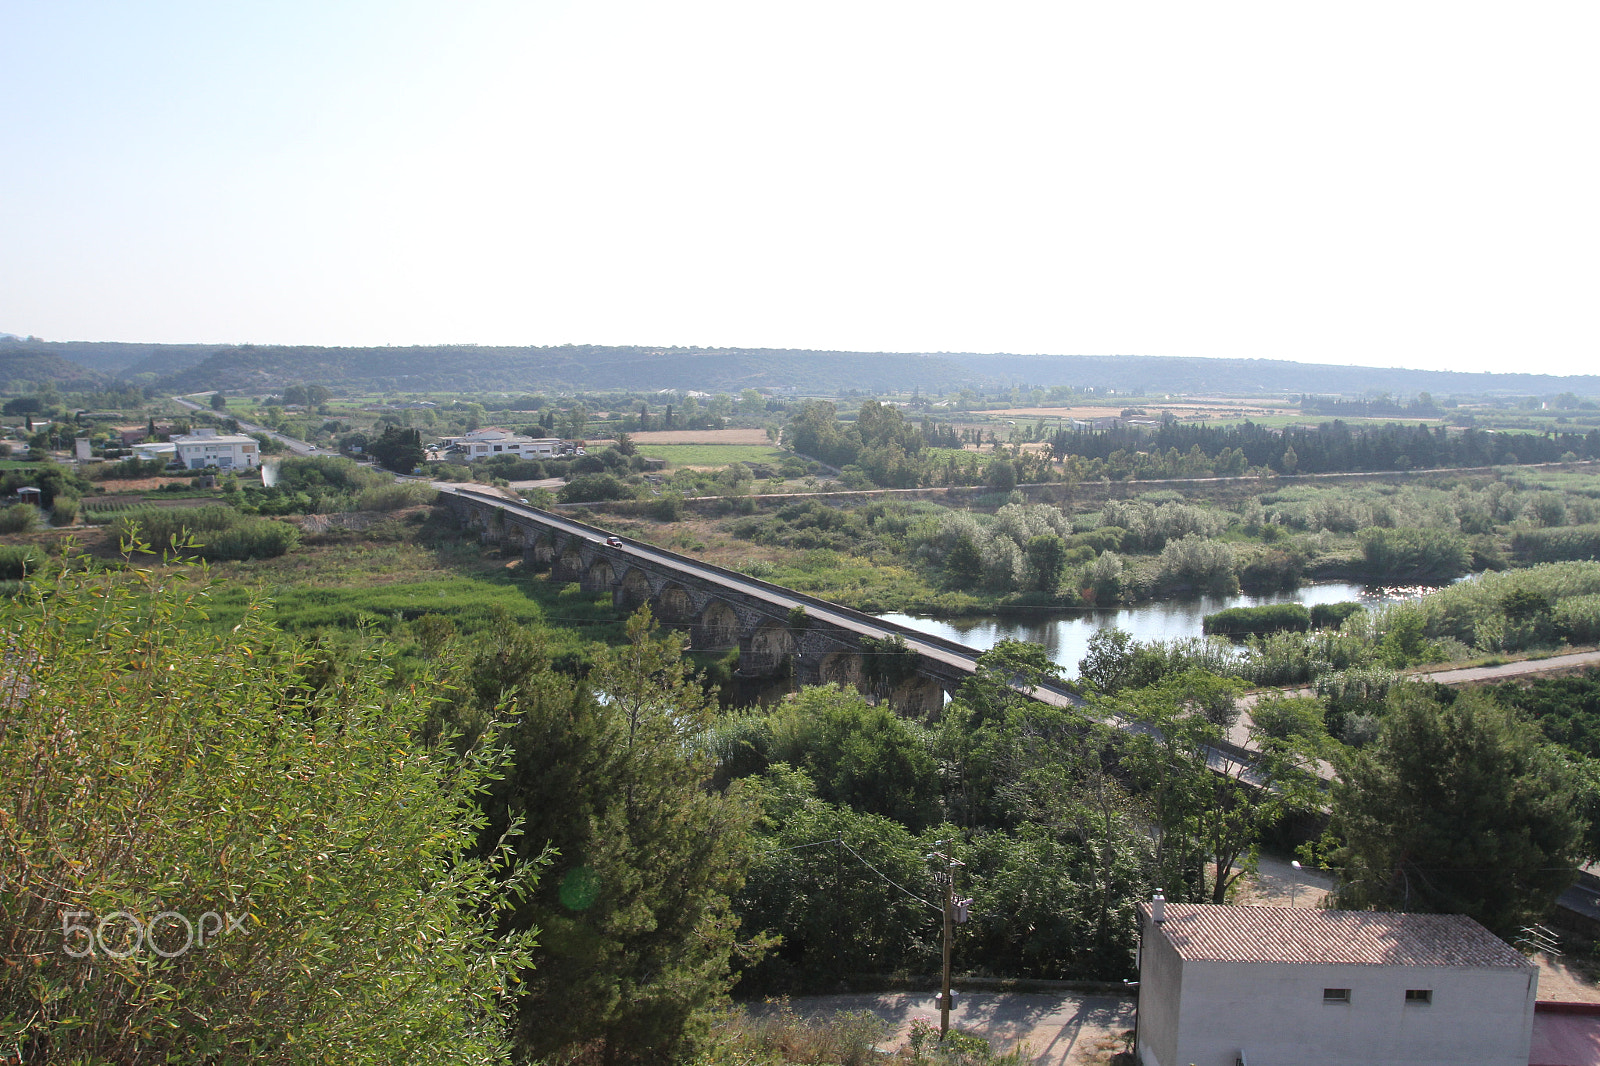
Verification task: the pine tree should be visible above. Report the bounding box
[1329,688,1583,937]
[461,611,760,1064]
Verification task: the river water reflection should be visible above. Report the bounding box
[881,582,1434,681]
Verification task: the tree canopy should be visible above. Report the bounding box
[1329,687,1584,937]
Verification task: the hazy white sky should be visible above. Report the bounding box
[2,1,1596,375]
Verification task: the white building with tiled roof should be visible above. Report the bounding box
[1135,900,1537,1066]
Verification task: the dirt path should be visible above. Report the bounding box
[763,990,1136,1066]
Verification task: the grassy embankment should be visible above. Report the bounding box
[9,510,626,667]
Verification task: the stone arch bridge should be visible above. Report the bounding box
[440,486,1064,716]
[435,489,1290,784]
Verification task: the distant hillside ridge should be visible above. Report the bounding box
[7,337,1599,396]
[0,342,109,389]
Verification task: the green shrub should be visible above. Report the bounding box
[0,557,536,1064]
[354,481,437,511]
[0,504,40,533]
[559,473,633,503]
[0,546,45,580]
[1158,536,1238,596]
[1203,603,1311,639]
[1418,562,1600,652]
[1238,547,1304,591]
[111,506,299,561]
[197,520,301,561]
[1069,526,1126,554]
[1360,527,1470,583]
[50,496,80,526]
[651,492,686,522]
[1554,595,1600,645]
[1512,524,1600,563]
[1311,601,1365,629]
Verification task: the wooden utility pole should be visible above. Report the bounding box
[940,866,953,1039]
[927,844,965,1040]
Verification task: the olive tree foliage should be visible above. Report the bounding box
[1328,687,1585,938]
[0,547,538,1066]
[914,504,1074,593]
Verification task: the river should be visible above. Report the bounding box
[880,582,1435,680]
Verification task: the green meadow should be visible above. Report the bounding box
[643,444,788,466]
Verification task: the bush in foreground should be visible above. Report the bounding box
[0,550,537,1064]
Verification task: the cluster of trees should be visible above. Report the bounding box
[368,425,425,473]
[3,544,767,1064]
[779,405,1600,497]
[1050,419,1600,479]
[783,400,1054,490]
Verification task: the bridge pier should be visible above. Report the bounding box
[888,675,948,717]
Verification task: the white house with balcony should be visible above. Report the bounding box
[172,428,260,471]
[1135,901,1538,1066]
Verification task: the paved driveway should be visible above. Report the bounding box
[759,990,1136,1066]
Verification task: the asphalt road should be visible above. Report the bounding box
[171,395,321,456]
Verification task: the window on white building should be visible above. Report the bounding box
[1323,988,1350,1003]
[1405,989,1432,1005]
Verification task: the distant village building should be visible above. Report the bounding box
[1136,901,1538,1066]
[447,428,577,460]
[171,428,260,471]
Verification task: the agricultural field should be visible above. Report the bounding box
[641,444,789,468]
[629,428,774,445]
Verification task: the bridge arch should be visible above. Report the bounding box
[655,582,693,624]
[617,567,652,610]
[554,540,585,583]
[819,649,867,692]
[526,531,558,571]
[582,558,615,595]
[696,599,740,649]
[744,620,796,676]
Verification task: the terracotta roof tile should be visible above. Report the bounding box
[1142,904,1531,969]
